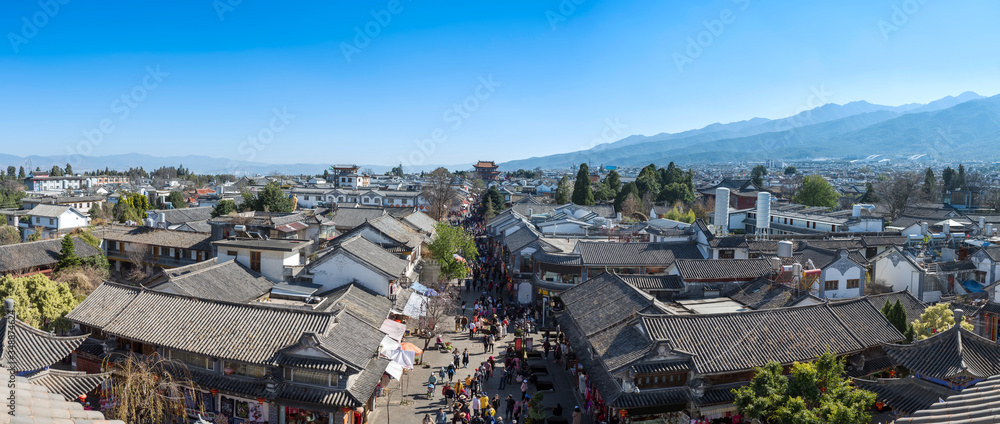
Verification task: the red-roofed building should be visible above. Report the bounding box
[474,160,500,180]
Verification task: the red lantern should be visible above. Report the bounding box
[210,389,219,396]
[78,394,87,403]
[876,401,884,411]
[619,409,628,417]
[257,398,267,404]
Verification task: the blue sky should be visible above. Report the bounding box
[2,0,998,168]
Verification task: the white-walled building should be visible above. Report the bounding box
[20,205,90,241]
[213,238,313,282]
[299,235,415,297]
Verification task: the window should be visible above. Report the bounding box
[719,249,735,259]
[846,279,860,289]
[284,368,333,386]
[825,280,839,291]
[250,251,261,272]
[303,195,309,200]
[224,361,268,378]
[171,350,209,369]
[227,250,237,257]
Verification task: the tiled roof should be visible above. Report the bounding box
[0,237,102,274]
[148,258,275,304]
[725,278,804,310]
[148,206,214,224]
[640,298,903,375]
[503,226,541,253]
[894,374,1000,423]
[310,235,409,278]
[329,207,386,229]
[577,242,703,266]
[4,365,125,424]
[618,275,684,291]
[26,204,75,218]
[709,236,748,249]
[862,235,909,247]
[365,215,425,248]
[853,378,958,417]
[979,246,1000,262]
[674,259,773,281]
[401,211,438,235]
[883,324,1000,381]
[94,225,212,250]
[66,283,379,370]
[630,359,691,374]
[531,251,582,266]
[25,368,111,401]
[278,355,347,372]
[0,315,89,373]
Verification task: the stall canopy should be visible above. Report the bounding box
[385,361,404,380]
[401,293,429,318]
[379,335,401,358]
[380,319,406,342]
[388,348,414,370]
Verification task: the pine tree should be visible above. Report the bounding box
[923,167,936,198]
[57,235,81,270]
[572,163,595,205]
[17,167,25,179]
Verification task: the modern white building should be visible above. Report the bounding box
[20,204,90,241]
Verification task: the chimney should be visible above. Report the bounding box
[944,222,951,236]
[954,309,964,326]
[3,298,13,316]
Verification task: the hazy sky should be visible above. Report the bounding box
[2,0,998,167]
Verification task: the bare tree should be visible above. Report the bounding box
[876,172,922,220]
[415,289,460,352]
[125,242,157,282]
[422,167,456,220]
[983,187,1000,213]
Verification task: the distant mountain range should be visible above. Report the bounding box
[502,91,999,169]
[0,153,457,176]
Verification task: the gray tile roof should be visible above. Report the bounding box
[176,219,212,233]
[329,207,386,229]
[674,258,774,281]
[148,258,275,303]
[66,283,381,370]
[725,278,806,310]
[309,235,409,279]
[148,206,214,224]
[894,374,1000,423]
[853,377,958,417]
[577,241,704,266]
[365,215,425,248]
[94,225,212,250]
[25,204,75,218]
[883,324,1000,381]
[560,273,665,338]
[401,211,438,235]
[618,275,684,291]
[0,237,102,274]
[0,315,90,373]
[4,365,125,424]
[503,226,541,253]
[25,368,111,401]
[531,250,582,266]
[640,298,904,375]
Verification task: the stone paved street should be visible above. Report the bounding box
[368,282,593,424]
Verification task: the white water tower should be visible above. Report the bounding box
[755,192,771,236]
[714,187,730,235]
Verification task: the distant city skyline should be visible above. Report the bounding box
[2,1,999,166]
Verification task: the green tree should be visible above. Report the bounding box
[555,176,572,204]
[427,222,478,282]
[166,191,188,209]
[390,164,404,177]
[605,170,622,193]
[910,303,973,340]
[572,163,595,205]
[923,167,937,198]
[64,163,73,176]
[784,166,797,175]
[594,182,616,202]
[614,182,639,212]
[751,165,768,187]
[880,299,908,335]
[17,166,25,179]
[57,234,81,270]
[635,164,661,199]
[0,225,19,245]
[484,186,505,216]
[0,274,80,331]
[241,181,293,213]
[211,199,238,217]
[482,195,496,221]
[942,167,956,191]
[733,351,876,424]
[795,175,839,208]
[957,164,967,190]
[658,182,695,204]
[858,182,878,203]
[5,166,14,178]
